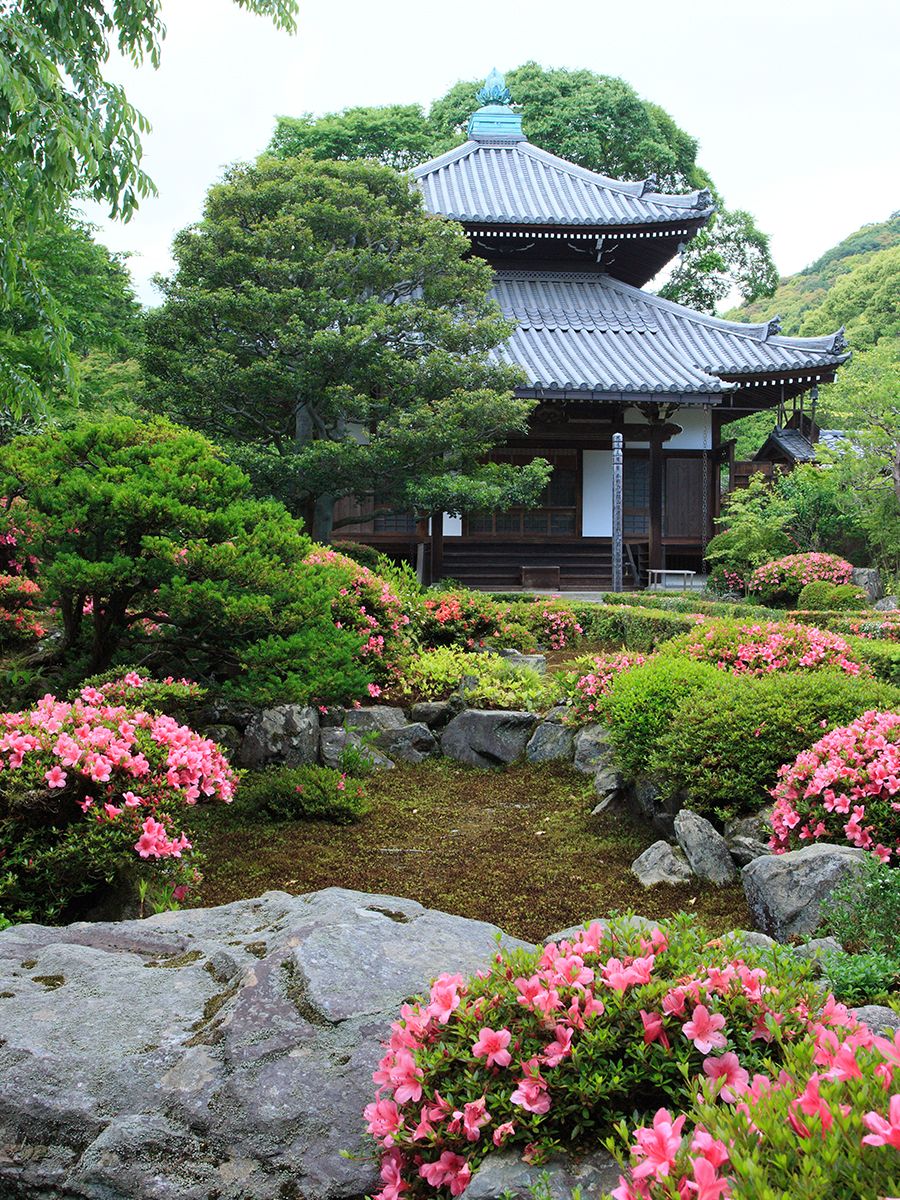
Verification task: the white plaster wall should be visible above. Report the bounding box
[582,449,613,537]
[442,514,463,536]
[665,408,712,450]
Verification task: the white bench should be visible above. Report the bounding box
[648,569,696,591]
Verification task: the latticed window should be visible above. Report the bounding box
[623,457,649,535]
[466,449,578,537]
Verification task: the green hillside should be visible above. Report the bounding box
[725,212,900,338]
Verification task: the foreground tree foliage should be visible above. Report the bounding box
[269,62,777,313]
[0,418,371,701]
[142,155,548,538]
[0,0,298,410]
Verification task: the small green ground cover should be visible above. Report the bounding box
[188,762,750,943]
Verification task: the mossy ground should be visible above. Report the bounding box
[189,761,750,943]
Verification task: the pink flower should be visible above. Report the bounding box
[418,1151,471,1196]
[702,1052,748,1101]
[862,1093,900,1149]
[472,1027,512,1069]
[427,974,464,1024]
[460,1098,491,1142]
[510,1076,551,1115]
[364,1099,402,1146]
[641,1010,670,1050]
[683,1005,727,1054]
[44,764,67,788]
[492,1120,515,1147]
[542,1025,573,1067]
[631,1108,686,1181]
[685,1156,732,1199]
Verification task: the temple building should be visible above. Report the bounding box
[335,72,849,590]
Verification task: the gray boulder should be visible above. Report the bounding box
[495,648,548,675]
[724,809,773,844]
[727,835,771,866]
[741,844,867,941]
[343,706,408,733]
[201,723,242,758]
[725,929,778,953]
[410,700,458,729]
[239,704,319,768]
[466,1148,619,1200]
[320,727,394,771]
[852,566,883,603]
[375,722,438,765]
[592,765,626,813]
[525,721,575,763]
[792,936,844,962]
[572,725,614,774]
[0,888,531,1200]
[875,595,899,612]
[631,840,693,887]
[853,1005,900,1034]
[441,710,538,767]
[674,810,737,885]
[545,915,653,943]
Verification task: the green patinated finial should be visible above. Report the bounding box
[476,68,511,107]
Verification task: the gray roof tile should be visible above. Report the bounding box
[488,272,849,397]
[413,140,715,227]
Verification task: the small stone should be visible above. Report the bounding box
[409,701,457,729]
[495,648,547,675]
[726,930,778,952]
[853,1005,900,1034]
[440,711,538,768]
[741,844,867,941]
[591,766,625,813]
[572,725,613,774]
[319,728,394,771]
[545,915,653,943]
[727,835,770,866]
[875,595,899,612]
[343,706,408,733]
[631,840,693,887]
[525,722,574,763]
[674,810,737,885]
[239,705,319,768]
[792,936,844,962]
[375,723,437,765]
[724,809,773,844]
[466,1148,620,1200]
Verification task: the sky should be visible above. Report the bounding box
[86,0,900,309]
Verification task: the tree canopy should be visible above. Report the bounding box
[0,0,298,412]
[268,62,777,313]
[142,155,549,539]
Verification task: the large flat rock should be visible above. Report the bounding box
[0,888,532,1200]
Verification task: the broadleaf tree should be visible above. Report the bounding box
[268,62,777,313]
[0,0,298,411]
[142,155,549,539]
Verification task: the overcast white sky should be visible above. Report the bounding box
[86,0,900,309]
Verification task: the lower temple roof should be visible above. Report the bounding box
[488,271,850,399]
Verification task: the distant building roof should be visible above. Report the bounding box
[487,271,850,398]
[752,427,818,463]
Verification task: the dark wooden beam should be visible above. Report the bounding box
[431,512,444,584]
[648,429,664,572]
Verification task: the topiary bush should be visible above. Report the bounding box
[770,710,900,859]
[846,636,900,685]
[234,765,368,824]
[608,1019,900,1200]
[363,915,823,1200]
[603,657,723,780]
[747,552,853,607]
[578,605,697,654]
[797,581,868,611]
[650,672,900,821]
[0,676,237,924]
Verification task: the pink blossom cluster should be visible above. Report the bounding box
[0,678,236,869]
[364,923,820,1200]
[790,610,900,643]
[748,553,853,600]
[770,710,900,860]
[420,592,517,652]
[529,598,583,651]
[612,1008,900,1200]
[0,572,45,641]
[682,620,864,677]
[305,548,412,685]
[566,651,646,724]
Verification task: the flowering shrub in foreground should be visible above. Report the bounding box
[678,620,864,677]
[0,674,236,922]
[363,917,822,1199]
[609,1015,900,1199]
[770,710,900,860]
[747,553,853,606]
[563,651,647,725]
[304,548,413,686]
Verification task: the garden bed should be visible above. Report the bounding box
[188,761,750,942]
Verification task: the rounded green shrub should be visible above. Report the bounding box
[797,580,837,610]
[235,765,368,824]
[648,669,900,820]
[830,582,868,609]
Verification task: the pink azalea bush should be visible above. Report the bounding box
[564,651,647,725]
[363,916,823,1199]
[769,710,900,860]
[678,620,865,678]
[419,591,534,652]
[526,598,583,651]
[0,673,237,923]
[0,573,45,643]
[748,553,853,606]
[610,1010,900,1199]
[304,548,414,686]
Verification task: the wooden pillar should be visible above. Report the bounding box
[431,511,444,585]
[648,430,664,572]
[415,516,430,585]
